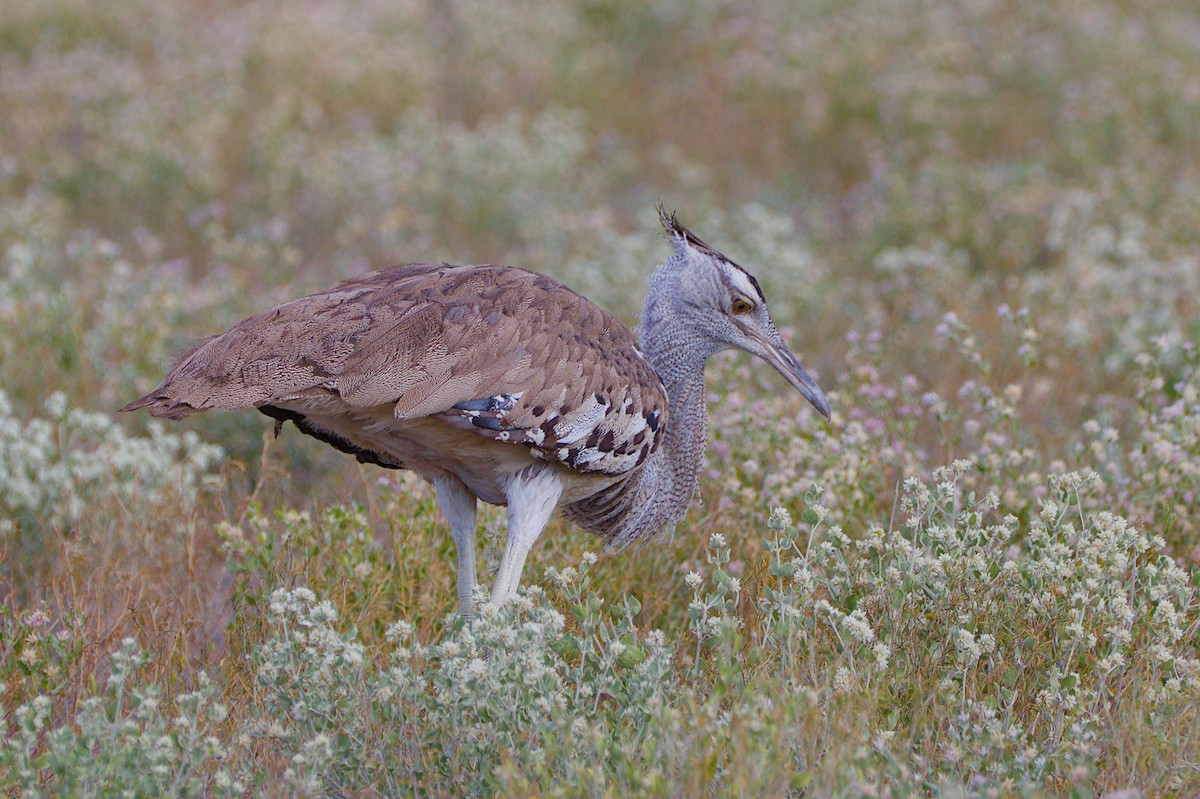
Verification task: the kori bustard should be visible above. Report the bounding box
[122,209,830,617]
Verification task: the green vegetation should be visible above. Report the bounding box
[1,0,1198,795]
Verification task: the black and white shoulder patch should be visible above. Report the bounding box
[437,389,663,476]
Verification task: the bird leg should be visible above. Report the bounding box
[433,475,479,618]
[492,467,563,605]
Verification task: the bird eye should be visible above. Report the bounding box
[730,297,754,315]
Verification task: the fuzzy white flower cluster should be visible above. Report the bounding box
[758,468,1198,790]
[952,627,996,666]
[0,639,237,798]
[233,561,678,797]
[0,390,223,527]
[257,587,366,715]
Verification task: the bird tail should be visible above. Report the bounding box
[118,389,204,420]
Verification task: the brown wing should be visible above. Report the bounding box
[121,263,668,476]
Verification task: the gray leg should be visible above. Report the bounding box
[433,475,478,618]
[491,468,562,605]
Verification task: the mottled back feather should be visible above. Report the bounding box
[121,264,668,477]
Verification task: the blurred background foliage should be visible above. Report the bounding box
[2,0,1198,449]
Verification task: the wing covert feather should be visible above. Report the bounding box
[121,263,668,476]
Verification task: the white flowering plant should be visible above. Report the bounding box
[0,390,223,531]
[0,640,240,799]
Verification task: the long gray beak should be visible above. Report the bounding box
[755,333,831,419]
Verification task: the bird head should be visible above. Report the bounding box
[648,207,831,420]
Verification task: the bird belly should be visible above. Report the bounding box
[269,399,622,506]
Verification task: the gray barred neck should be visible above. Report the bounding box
[649,375,709,523]
[637,302,720,392]
[634,314,716,531]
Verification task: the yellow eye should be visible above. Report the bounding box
[731,297,754,315]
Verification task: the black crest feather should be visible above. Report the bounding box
[657,204,721,256]
[655,204,765,302]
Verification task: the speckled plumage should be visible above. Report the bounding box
[122,263,668,485]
